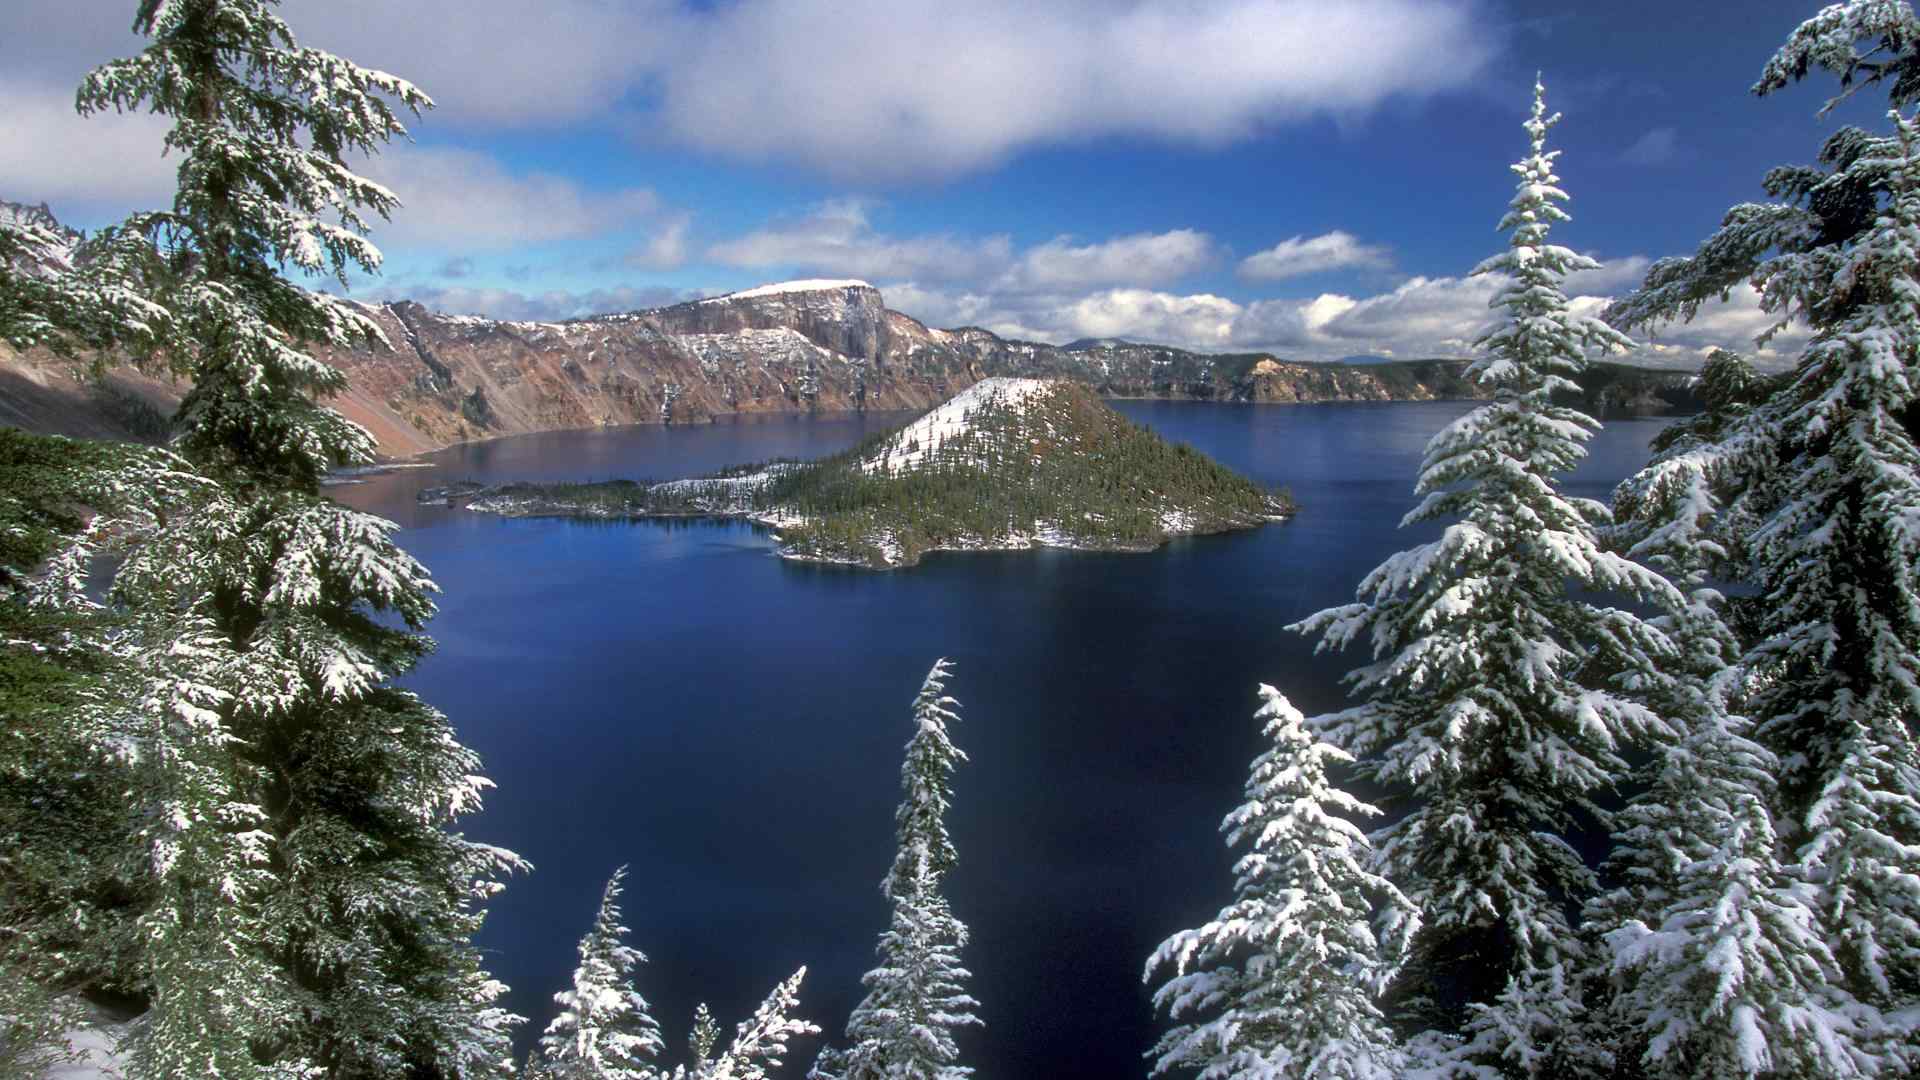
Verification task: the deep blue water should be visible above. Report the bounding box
[332,402,1668,1078]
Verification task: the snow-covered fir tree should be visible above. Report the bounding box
[813,659,980,1080]
[1291,79,1678,1070]
[526,907,818,1080]
[1599,717,1866,1078]
[1605,6,1920,1068]
[78,0,427,491]
[532,867,665,1080]
[687,969,819,1080]
[1592,341,1864,1079]
[10,2,530,1075]
[0,429,233,1076]
[1145,685,1415,1080]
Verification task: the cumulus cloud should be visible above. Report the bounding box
[7,1,1494,181]
[652,0,1495,178]
[874,256,1793,368]
[1625,282,1810,370]
[359,145,662,253]
[0,79,670,259]
[1238,231,1393,281]
[1004,230,1219,291]
[708,200,1013,283]
[710,202,1221,295]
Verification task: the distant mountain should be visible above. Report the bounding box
[0,204,1701,456]
[1063,337,1139,350]
[434,378,1292,568]
[1336,354,1396,365]
[1,199,81,275]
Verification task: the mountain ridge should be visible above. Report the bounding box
[0,207,1700,456]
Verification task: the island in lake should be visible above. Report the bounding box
[421,378,1294,568]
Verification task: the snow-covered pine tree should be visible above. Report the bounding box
[0,430,236,1076]
[683,968,819,1080]
[686,1004,721,1077]
[1145,685,1414,1080]
[1605,8,1920,1067]
[50,3,527,1075]
[1291,79,1678,1065]
[813,659,979,1080]
[1600,718,1866,1078]
[78,0,426,492]
[1591,341,1865,1079]
[535,867,666,1080]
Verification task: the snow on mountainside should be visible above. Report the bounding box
[700,279,874,303]
[861,377,1054,474]
[0,203,1699,456]
[2,199,80,275]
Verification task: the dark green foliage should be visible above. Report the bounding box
[774,385,1286,565]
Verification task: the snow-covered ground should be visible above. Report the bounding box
[861,377,1056,474]
[700,279,872,303]
[45,1026,125,1079]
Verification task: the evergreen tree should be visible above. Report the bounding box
[1291,79,1677,1066]
[0,430,227,1075]
[687,968,818,1080]
[78,0,427,492]
[1145,685,1414,1080]
[9,2,530,1075]
[1593,342,1864,1079]
[1607,8,1920,1067]
[536,867,666,1080]
[814,659,979,1080]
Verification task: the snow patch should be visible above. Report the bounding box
[862,377,1057,475]
[701,279,873,303]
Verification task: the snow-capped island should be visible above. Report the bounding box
[423,378,1294,568]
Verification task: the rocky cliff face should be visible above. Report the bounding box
[1,275,1695,457]
[303,281,1520,456]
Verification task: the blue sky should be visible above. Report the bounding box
[1,0,1890,365]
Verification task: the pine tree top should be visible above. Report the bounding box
[886,658,967,902]
[1469,77,1632,398]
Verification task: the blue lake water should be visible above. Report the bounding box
[332,401,1669,1078]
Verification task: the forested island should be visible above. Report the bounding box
[424,378,1293,567]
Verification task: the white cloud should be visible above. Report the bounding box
[1563,254,1654,295]
[708,200,1012,283]
[1056,289,1245,348]
[650,0,1495,179]
[627,213,693,271]
[360,145,662,253]
[3,1,1494,181]
[1004,230,1219,291]
[1312,274,1501,353]
[1625,282,1810,370]
[0,79,669,259]
[0,79,176,211]
[710,203,1219,294]
[290,0,679,130]
[875,256,1793,368]
[1238,230,1393,281]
